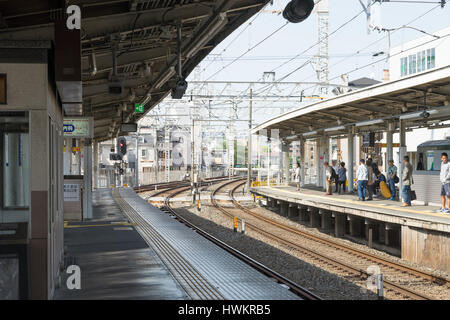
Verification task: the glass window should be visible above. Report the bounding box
[408,54,416,74]
[430,47,435,69]
[426,48,436,69]
[141,149,146,157]
[3,133,30,208]
[420,50,426,71]
[417,52,422,72]
[400,57,408,76]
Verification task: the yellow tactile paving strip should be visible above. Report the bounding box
[258,186,450,222]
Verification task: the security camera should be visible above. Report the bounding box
[421,109,430,119]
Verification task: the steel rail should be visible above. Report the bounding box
[160,180,322,300]
[211,180,435,300]
[240,184,450,288]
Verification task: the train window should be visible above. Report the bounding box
[3,132,30,208]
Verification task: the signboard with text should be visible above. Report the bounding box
[63,117,94,138]
[64,184,80,202]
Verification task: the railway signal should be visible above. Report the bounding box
[117,137,127,156]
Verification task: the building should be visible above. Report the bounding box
[389,26,450,81]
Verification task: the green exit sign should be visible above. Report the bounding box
[135,103,144,113]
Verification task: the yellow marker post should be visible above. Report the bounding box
[234,217,238,233]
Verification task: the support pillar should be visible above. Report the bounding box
[386,122,394,171]
[348,215,361,237]
[288,204,298,218]
[399,120,406,201]
[93,141,99,189]
[83,139,93,219]
[385,224,395,246]
[315,138,322,188]
[298,205,308,222]
[309,207,321,228]
[282,142,290,185]
[347,127,354,193]
[378,222,385,244]
[334,212,346,238]
[320,210,332,230]
[365,219,377,248]
[300,137,305,187]
[280,201,289,217]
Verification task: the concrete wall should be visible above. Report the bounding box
[402,225,450,272]
[0,54,64,299]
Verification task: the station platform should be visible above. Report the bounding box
[251,186,450,233]
[56,188,299,300]
[114,187,299,300]
[54,189,188,300]
[251,185,450,273]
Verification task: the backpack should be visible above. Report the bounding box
[330,167,337,180]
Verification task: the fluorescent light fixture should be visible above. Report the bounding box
[285,134,299,140]
[154,66,176,89]
[302,130,317,137]
[355,119,384,127]
[399,109,438,120]
[185,13,228,58]
[324,125,345,132]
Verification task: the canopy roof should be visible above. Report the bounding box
[252,65,450,139]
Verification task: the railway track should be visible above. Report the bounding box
[136,176,234,200]
[145,179,321,300]
[211,179,449,300]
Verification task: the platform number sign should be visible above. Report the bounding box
[135,103,144,113]
[66,5,81,30]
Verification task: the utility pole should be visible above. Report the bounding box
[316,0,330,97]
[247,88,253,191]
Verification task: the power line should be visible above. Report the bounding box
[301,3,442,83]
[268,5,369,74]
[204,21,290,81]
[201,6,267,72]
[300,30,450,93]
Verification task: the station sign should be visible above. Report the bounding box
[120,123,138,132]
[63,117,94,138]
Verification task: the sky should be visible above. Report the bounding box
[196,0,449,83]
[152,0,450,129]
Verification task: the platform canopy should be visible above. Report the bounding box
[0,0,270,141]
[252,65,450,140]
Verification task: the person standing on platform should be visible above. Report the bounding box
[439,152,450,214]
[337,162,347,195]
[295,162,301,191]
[356,159,368,201]
[387,160,398,201]
[332,160,339,193]
[324,162,333,195]
[401,156,413,207]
